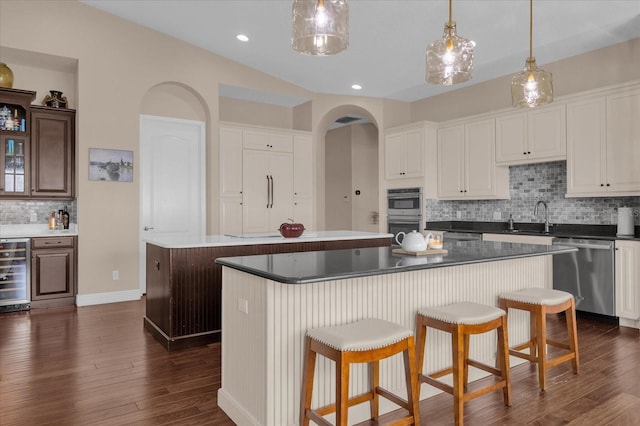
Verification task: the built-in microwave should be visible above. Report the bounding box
[387,187,422,217]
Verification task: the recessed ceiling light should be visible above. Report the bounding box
[352,84,362,90]
[236,34,249,42]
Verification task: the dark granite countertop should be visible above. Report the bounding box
[216,240,576,284]
[425,221,640,241]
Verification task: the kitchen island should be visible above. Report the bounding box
[216,240,576,426]
[143,231,392,350]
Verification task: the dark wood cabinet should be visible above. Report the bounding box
[0,88,34,197]
[30,236,76,308]
[30,107,75,198]
[0,88,75,200]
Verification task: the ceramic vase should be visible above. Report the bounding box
[0,62,14,88]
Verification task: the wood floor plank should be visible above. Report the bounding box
[2,299,639,425]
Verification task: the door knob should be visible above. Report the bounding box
[144,226,155,231]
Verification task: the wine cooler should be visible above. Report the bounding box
[0,238,30,312]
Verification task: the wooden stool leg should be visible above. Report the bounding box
[415,315,427,377]
[403,336,421,426]
[529,308,537,356]
[497,316,512,406]
[566,299,580,374]
[370,360,380,420]
[452,326,465,426]
[300,336,316,426]
[336,355,350,426]
[535,307,547,391]
[463,332,470,391]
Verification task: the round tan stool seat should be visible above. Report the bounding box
[499,288,579,391]
[415,302,512,426]
[300,318,421,426]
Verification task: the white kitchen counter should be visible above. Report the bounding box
[145,230,392,249]
[0,223,78,238]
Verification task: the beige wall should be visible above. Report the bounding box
[219,96,293,128]
[350,124,379,232]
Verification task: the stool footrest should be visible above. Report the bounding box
[546,352,577,369]
[314,392,372,416]
[512,341,535,352]
[463,380,510,403]
[306,409,334,426]
[377,386,409,410]
[420,374,454,394]
[509,349,537,362]
[546,338,570,350]
[467,359,502,377]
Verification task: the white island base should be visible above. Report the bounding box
[219,255,551,426]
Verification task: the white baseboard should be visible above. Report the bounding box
[218,389,262,426]
[76,289,142,307]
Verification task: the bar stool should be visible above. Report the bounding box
[415,302,511,426]
[499,288,579,391]
[300,318,420,426]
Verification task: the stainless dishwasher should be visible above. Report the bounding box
[552,237,615,317]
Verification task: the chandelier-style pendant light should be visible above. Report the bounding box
[426,0,474,85]
[511,0,553,108]
[292,0,349,56]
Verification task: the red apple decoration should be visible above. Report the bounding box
[279,219,305,238]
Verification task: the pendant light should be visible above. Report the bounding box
[292,0,349,56]
[426,0,474,85]
[511,0,553,108]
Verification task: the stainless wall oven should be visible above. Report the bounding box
[387,188,423,243]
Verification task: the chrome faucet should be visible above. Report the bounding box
[534,200,550,233]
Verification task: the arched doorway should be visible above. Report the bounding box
[318,106,379,232]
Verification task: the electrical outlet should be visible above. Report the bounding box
[456,211,462,219]
[30,212,38,222]
[493,211,501,220]
[238,297,249,314]
[112,270,119,280]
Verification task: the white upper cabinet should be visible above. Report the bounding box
[385,125,424,179]
[243,128,293,152]
[495,104,566,165]
[566,86,640,197]
[437,118,509,200]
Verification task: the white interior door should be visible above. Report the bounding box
[139,115,205,294]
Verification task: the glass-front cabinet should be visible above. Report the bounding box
[1,135,29,196]
[0,88,35,198]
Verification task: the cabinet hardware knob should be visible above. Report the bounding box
[606,183,610,187]
[154,260,160,271]
[600,184,604,187]
[144,226,155,231]
[523,152,527,155]
[527,151,531,154]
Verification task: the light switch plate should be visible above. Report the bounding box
[238,298,249,314]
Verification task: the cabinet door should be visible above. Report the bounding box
[0,135,29,197]
[219,126,243,197]
[566,97,606,195]
[528,105,566,162]
[293,134,313,198]
[384,132,405,179]
[242,150,270,233]
[30,109,74,198]
[31,247,75,300]
[465,119,496,198]
[615,240,640,324]
[495,112,527,164]
[606,89,640,193]
[243,129,293,152]
[437,125,465,198]
[220,197,243,235]
[403,127,424,178]
[268,151,294,230]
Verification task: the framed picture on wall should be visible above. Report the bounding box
[88,148,134,182]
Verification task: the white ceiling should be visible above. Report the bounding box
[82,1,640,106]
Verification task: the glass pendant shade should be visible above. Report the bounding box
[511,57,553,108]
[292,0,349,56]
[426,21,474,85]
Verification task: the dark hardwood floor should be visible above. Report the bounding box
[1,298,639,425]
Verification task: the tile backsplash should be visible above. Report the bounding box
[426,161,639,225]
[1,200,77,225]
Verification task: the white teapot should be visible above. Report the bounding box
[395,231,433,252]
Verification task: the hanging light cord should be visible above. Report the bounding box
[528,0,533,59]
[448,0,453,26]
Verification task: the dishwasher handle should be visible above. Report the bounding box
[552,239,613,250]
